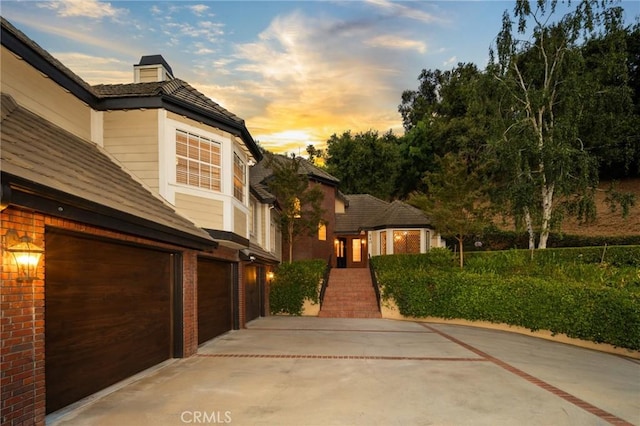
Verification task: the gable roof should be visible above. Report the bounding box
[93,79,244,125]
[251,154,340,187]
[0,17,262,161]
[365,200,433,229]
[335,194,389,233]
[0,94,216,249]
[335,194,433,234]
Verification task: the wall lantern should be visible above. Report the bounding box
[4,230,44,282]
[266,271,275,281]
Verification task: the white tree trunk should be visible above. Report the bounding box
[523,207,535,250]
[538,183,555,249]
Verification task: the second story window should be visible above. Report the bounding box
[176,130,221,191]
[233,153,245,201]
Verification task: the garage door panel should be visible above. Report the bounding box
[45,232,173,414]
[198,259,232,344]
[245,266,260,322]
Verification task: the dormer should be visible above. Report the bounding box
[134,55,174,83]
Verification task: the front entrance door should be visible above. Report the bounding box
[336,237,347,268]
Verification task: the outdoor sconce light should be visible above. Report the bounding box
[267,271,275,281]
[4,230,44,282]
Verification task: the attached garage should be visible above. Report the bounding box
[44,230,178,413]
[197,258,233,344]
[244,265,262,322]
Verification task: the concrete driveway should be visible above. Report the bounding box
[49,317,639,426]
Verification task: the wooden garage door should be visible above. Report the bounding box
[197,258,232,344]
[245,265,261,322]
[45,231,173,414]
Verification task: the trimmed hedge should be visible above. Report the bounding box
[371,248,640,350]
[269,259,326,315]
[453,230,640,252]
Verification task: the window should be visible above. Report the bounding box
[380,231,387,255]
[393,230,420,254]
[318,223,326,241]
[234,153,245,201]
[352,239,362,262]
[176,130,221,191]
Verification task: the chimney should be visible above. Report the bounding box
[133,55,174,83]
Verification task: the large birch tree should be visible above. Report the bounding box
[491,0,626,249]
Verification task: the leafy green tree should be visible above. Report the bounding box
[409,153,489,268]
[325,130,401,200]
[396,63,503,198]
[490,0,626,249]
[305,144,325,165]
[578,23,640,179]
[265,153,325,262]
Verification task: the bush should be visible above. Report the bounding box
[371,248,640,350]
[454,230,640,252]
[269,259,326,315]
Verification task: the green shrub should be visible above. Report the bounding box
[269,259,326,315]
[372,248,640,350]
[456,230,640,252]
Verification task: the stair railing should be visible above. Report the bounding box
[319,255,332,308]
[368,255,381,312]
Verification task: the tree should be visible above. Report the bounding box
[395,64,503,198]
[305,144,325,165]
[490,0,625,249]
[325,130,401,200]
[265,153,325,262]
[578,23,640,179]
[409,153,489,268]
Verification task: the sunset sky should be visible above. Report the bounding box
[2,0,639,154]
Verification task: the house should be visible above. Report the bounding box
[251,156,444,268]
[0,18,278,424]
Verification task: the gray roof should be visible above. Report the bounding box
[93,79,244,125]
[335,194,389,233]
[365,200,433,229]
[251,154,339,186]
[0,93,215,247]
[335,194,432,234]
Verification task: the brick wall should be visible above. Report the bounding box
[1,207,46,426]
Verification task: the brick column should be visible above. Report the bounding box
[1,207,46,425]
[182,251,198,357]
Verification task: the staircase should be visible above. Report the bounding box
[318,268,381,318]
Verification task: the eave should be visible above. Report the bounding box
[1,173,218,251]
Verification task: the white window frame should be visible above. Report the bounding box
[175,129,222,192]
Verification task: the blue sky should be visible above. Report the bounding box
[2,1,639,153]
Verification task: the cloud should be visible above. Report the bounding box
[188,4,210,16]
[443,56,458,67]
[364,0,445,24]
[6,14,140,57]
[215,10,409,151]
[38,0,123,19]
[366,35,426,53]
[51,52,131,84]
[165,20,225,43]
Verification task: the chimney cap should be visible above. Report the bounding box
[135,55,174,77]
